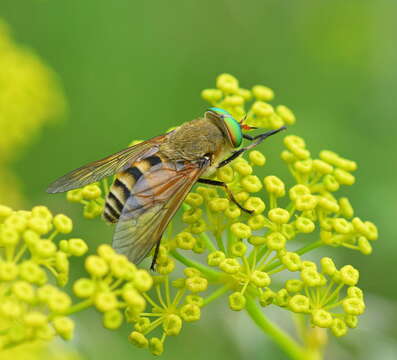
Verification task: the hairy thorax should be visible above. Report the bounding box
[159,118,229,162]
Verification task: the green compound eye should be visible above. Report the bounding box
[207,107,243,148]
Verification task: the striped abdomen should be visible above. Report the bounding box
[102,155,163,223]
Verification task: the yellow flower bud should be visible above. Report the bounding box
[129,331,149,348]
[85,255,109,277]
[332,218,352,234]
[149,337,164,356]
[241,175,263,193]
[285,279,304,293]
[230,222,252,239]
[345,315,358,329]
[323,174,340,192]
[216,165,235,183]
[219,258,241,274]
[334,169,355,185]
[48,292,72,313]
[209,198,230,212]
[68,238,88,256]
[82,184,102,200]
[249,150,266,166]
[347,286,364,299]
[12,281,35,303]
[207,251,226,266]
[251,270,271,288]
[295,194,318,211]
[53,214,73,234]
[281,252,301,271]
[342,298,365,315]
[264,176,285,197]
[185,276,208,293]
[24,311,47,328]
[259,288,275,307]
[289,294,310,313]
[339,265,359,286]
[248,214,267,230]
[244,197,266,214]
[103,309,123,330]
[338,197,354,218]
[66,189,83,203]
[233,161,253,176]
[176,232,196,250]
[184,193,204,207]
[289,184,310,201]
[73,278,96,298]
[52,316,74,340]
[312,159,333,174]
[281,150,297,163]
[266,232,286,251]
[248,235,267,246]
[95,292,118,312]
[0,261,18,281]
[301,268,322,287]
[5,213,27,232]
[252,85,274,101]
[358,236,372,255]
[180,303,201,322]
[123,289,146,313]
[223,95,244,106]
[163,314,182,336]
[182,208,202,224]
[201,88,223,102]
[268,208,290,224]
[294,160,313,174]
[133,269,152,292]
[276,105,295,125]
[230,242,247,257]
[331,318,348,337]
[252,101,274,117]
[216,73,239,93]
[228,292,246,311]
[312,309,333,328]
[320,257,336,276]
[295,217,315,233]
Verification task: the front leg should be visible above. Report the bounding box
[197,178,253,215]
[218,126,286,169]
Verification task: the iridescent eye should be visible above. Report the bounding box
[223,116,243,147]
[207,107,242,148]
[208,107,232,118]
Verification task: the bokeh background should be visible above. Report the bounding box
[0,1,396,359]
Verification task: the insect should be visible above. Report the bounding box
[47,108,286,269]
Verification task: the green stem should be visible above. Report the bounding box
[200,233,217,252]
[170,250,221,281]
[202,285,229,306]
[245,296,306,360]
[295,240,323,256]
[51,299,93,319]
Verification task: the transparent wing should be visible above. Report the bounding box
[47,135,167,193]
[113,159,208,264]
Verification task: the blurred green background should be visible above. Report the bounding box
[0,0,396,359]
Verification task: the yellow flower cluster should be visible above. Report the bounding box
[61,74,378,356]
[281,136,378,254]
[202,73,295,129]
[285,258,365,337]
[128,257,207,356]
[0,204,84,349]
[67,183,105,219]
[0,204,156,352]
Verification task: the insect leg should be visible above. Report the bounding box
[150,238,162,271]
[218,126,286,169]
[197,178,254,215]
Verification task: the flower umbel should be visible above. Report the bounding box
[59,74,379,358]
